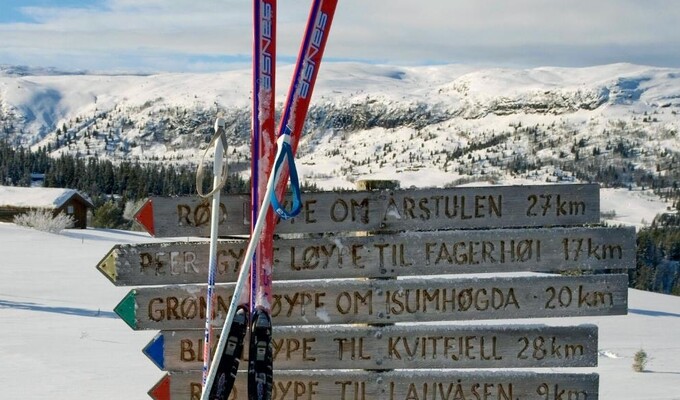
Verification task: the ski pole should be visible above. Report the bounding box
[196,118,229,387]
[201,132,301,400]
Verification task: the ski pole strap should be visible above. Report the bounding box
[270,129,302,220]
[196,118,229,198]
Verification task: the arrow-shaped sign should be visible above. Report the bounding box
[96,226,635,286]
[114,274,628,330]
[133,184,601,237]
[144,324,598,372]
[147,373,170,400]
[133,198,155,237]
[114,290,138,330]
[148,370,599,400]
[143,332,165,370]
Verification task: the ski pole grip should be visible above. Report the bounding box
[270,132,302,220]
[196,118,229,198]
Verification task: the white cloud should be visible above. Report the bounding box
[1,0,679,72]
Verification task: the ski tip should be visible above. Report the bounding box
[134,198,155,237]
[96,246,119,284]
[114,289,138,330]
[148,373,171,400]
[143,332,165,370]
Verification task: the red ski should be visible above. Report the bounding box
[249,0,277,398]
[202,1,337,399]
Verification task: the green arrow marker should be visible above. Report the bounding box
[114,290,138,329]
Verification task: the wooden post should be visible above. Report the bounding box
[357,180,399,376]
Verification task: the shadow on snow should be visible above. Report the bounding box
[628,308,680,318]
[0,299,117,319]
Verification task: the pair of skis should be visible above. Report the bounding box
[201,1,338,399]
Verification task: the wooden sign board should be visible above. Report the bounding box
[147,324,597,371]
[137,184,600,237]
[115,274,628,330]
[99,226,635,286]
[149,370,599,400]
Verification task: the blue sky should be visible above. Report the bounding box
[0,1,104,23]
[1,0,679,73]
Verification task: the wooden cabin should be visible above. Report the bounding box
[0,186,94,229]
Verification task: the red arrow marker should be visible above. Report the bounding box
[148,373,170,400]
[134,198,155,236]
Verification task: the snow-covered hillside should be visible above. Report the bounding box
[1,63,679,189]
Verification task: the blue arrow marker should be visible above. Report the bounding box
[143,332,165,370]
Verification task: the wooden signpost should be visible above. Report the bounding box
[96,183,631,399]
[144,324,599,371]
[134,184,601,237]
[114,274,628,330]
[98,226,635,285]
[149,370,600,400]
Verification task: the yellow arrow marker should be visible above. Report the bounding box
[96,247,118,284]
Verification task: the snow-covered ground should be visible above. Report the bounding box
[600,188,675,228]
[0,227,163,399]
[0,187,679,399]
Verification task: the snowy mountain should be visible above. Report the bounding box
[1,62,679,188]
